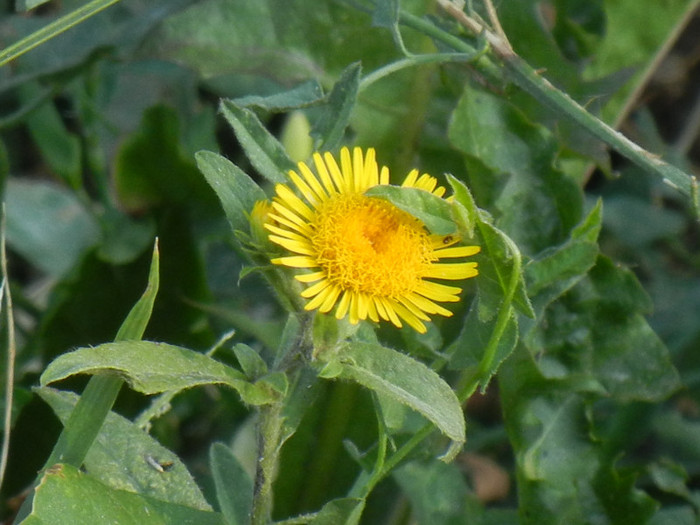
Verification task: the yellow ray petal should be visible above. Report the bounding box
[415,280,462,302]
[297,161,329,200]
[264,223,309,242]
[324,151,347,193]
[268,235,315,255]
[379,166,390,185]
[340,147,354,192]
[272,256,319,268]
[319,285,342,313]
[335,290,352,320]
[295,271,325,283]
[275,185,315,221]
[378,297,402,328]
[363,148,379,187]
[289,171,321,206]
[312,153,337,196]
[396,296,431,321]
[300,279,331,299]
[406,292,453,317]
[305,283,337,311]
[423,262,479,280]
[402,168,419,188]
[432,245,481,258]
[389,299,426,333]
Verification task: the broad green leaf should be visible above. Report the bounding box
[219,100,293,184]
[311,62,361,151]
[365,185,456,235]
[532,256,680,401]
[319,342,465,460]
[196,150,266,233]
[448,88,583,254]
[23,463,224,525]
[36,387,210,511]
[40,341,283,406]
[309,497,365,525]
[500,348,657,525]
[5,179,99,278]
[210,443,253,525]
[393,460,468,525]
[232,80,324,111]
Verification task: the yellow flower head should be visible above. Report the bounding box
[263,147,480,333]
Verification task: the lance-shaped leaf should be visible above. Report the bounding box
[210,443,253,525]
[318,342,465,461]
[219,100,294,184]
[232,80,324,111]
[40,341,284,406]
[311,62,361,151]
[195,151,266,234]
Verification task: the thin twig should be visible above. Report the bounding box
[0,206,16,491]
[482,0,511,51]
[429,0,698,206]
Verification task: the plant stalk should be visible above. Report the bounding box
[251,403,285,525]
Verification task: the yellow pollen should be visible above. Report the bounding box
[311,193,432,297]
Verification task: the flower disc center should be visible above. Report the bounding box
[311,194,431,296]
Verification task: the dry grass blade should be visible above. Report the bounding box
[0,205,16,492]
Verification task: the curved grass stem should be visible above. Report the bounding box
[0,0,123,69]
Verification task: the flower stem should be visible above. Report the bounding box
[251,402,285,525]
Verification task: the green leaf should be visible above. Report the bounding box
[219,100,294,184]
[365,185,456,235]
[23,463,224,525]
[233,343,268,380]
[115,240,160,342]
[532,256,680,401]
[311,62,361,151]
[447,301,518,379]
[5,179,99,278]
[309,497,365,525]
[447,175,534,320]
[196,151,266,234]
[210,443,253,525]
[393,460,469,525]
[40,341,283,406]
[371,0,410,56]
[448,88,583,254]
[500,349,657,525]
[232,80,324,111]
[36,387,211,511]
[20,82,82,188]
[319,342,465,460]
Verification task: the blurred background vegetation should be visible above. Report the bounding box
[1,0,699,523]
